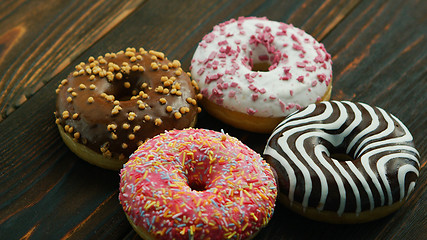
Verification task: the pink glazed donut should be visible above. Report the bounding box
[119,128,277,240]
[191,16,332,133]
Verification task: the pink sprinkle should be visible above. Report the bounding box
[216,98,224,105]
[235,39,241,44]
[317,74,326,82]
[299,53,305,58]
[247,108,257,115]
[197,67,205,75]
[248,84,257,92]
[279,99,286,112]
[226,33,234,37]
[250,72,258,78]
[255,23,264,28]
[209,74,220,80]
[245,73,254,83]
[230,82,238,87]
[291,34,301,44]
[311,80,317,87]
[259,88,266,94]
[322,63,328,69]
[199,42,207,48]
[296,104,302,110]
[205,74,220,84]
[218,40,228,46]
[204,33,215,43]
[201,88,209,97]
[269,95,277,100]
[252,94,259,101]
[259,55,269,61]
[207,51,216,61]
[281,72,292,80]
[218,53,227,58]
[283,66,291,73]
[317,96,322,102]
[290,90,294,96]
[225,68,236,75]
[268,64,278,71]
[305,66,316,72]
[212,88,223,97]
[297,76,304,82]
[229,90,236,98]
[292,44,304,51]
[296,62,306,68]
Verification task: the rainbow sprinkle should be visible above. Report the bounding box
[119,128,277,239]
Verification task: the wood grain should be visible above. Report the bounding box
[0,0,146,121]
[0,0,425,239]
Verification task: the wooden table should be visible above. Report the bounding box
[1,0,426,239]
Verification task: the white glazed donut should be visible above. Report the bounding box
[191,16,332,133]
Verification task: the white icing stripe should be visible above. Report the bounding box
[377,153,419,205]
[398,165,419,201]
[358,114,419,163]
[331,158,361,215]
[273,103,334,207]
[360,145,418,206]
[346,102,380,154]
[296,133,328,209]
[345,161,374,212]
[275,102,329,130]
[354,107,395,156]
[263,147,297,203]
[314,145,346,215]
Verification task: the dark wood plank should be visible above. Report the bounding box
[0,0,425,239]
[0,0,146,121]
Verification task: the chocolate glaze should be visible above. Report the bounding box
[55,48,200,162]
[264,101,420,215]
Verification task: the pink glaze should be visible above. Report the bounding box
[119,128,277,240]
[191,16,333,118]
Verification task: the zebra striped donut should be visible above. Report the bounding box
[263,101,420,223]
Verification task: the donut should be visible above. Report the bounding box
[263,101,420,223]
[54,47,202,170]
[119,128,277,239]
[190,16,332,133]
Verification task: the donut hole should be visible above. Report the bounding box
[115,87,140,101]
[104,74,150,101]
[188,180,207,192]
[330,152,355,162]
[248,45,280,72]
[252,61,271,72]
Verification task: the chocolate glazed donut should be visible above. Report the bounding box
[55,48,201,170]
[264,101,420,223]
